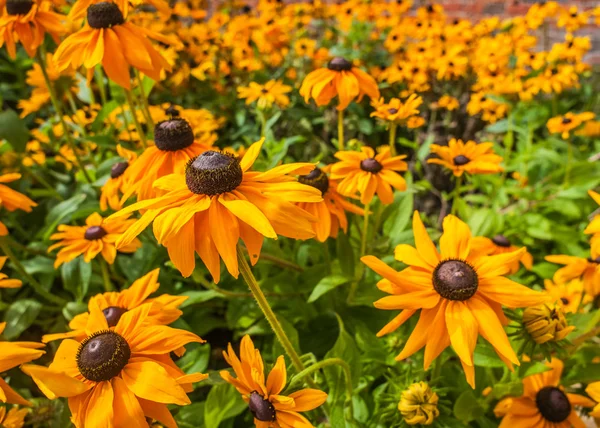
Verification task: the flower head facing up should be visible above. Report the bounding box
[300,57,380,110]
[49,212,141,268]
[362,211,548,387]
[428,139,503,177]
[220,335,327,427]
[370,94,423,125]
[495,358,594,427]
[237,80,292,110]
[470,235,533,274]
[22,302,207,428]
[331,146,407,205]
[398,382,439,426]
[110,139,322,282]
[0,173,37,236]
[86,1,124,28]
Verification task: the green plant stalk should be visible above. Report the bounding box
[99,259,113,292]
[337,109,345,151]
[564,140,573,186]
[388,123,397,157]
[257,108,268,138]
[0,237,66,306]
[237,244,306,374]
[36,51,92,184]
[348,202,372,304]
[95,68,108,105]
[124,89,148,148]
[23,169,64,201]
[135,70,154,131]
[450,174,463,215]
[431,355,443,382]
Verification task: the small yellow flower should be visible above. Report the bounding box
[437,95,460,111]
[547,112,595,139]
[370,94,423,124]
[523,304,574,345]
[237,79,292,110]
[398,382,440,426]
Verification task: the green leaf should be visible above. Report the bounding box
[42,194,87,240]
[473,345,506,368]
[307,275,349,303]
[60,257,91,301]
[384,191,413,246]
[519,362,551,378]
[180,290,221,308]
[336,232,355,278]
[3,299,42,339]
[204,383,246,428]
[0,109,29,152]
[453,390,484,423]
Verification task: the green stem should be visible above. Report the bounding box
[259,252,304,272]
[99,259,113,292]
[389,123,397,157]
[451,174,463,215]
[37,51,92,184]
[135,70,154,131]
[257,108,267,138]
[337,109,345,151]
[237,244,306,374]
[360,202,371,257]
[95,68,108,105]
[23,169,64,201]
[124,90,148,148]
[0,237,66,306]
[564,141,572,186]
[432,356,443,382]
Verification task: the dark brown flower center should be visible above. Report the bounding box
[560,297,569,305]
[102,306,128,327]
[388,108,399,114]
[360,158,383,174]
[453,155,470,166]
[154,118,195,151]
[248,391,276,422]
[110,161,129,179]
[491,234,511,247]
[328,57,352,71]
[433,260,478,301]
[561,117,572,125]
[587,257,600,264]
[535,387,571,423]
[84,226,107,240]
[6,0,34,15]
[87,2,125,29]
[77,331,131,382]
[185,151,243,196]
[298,168,329,196]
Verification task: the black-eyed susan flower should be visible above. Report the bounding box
[100,145,137,211]
[120,117,213,202]
[0,406,27,427]
[109,140,321,282]
[427,138,503,177]
[362,212,548,388]
[545,248,600,299]
[398,382,439,426]
[237,80,292,110]
[522,304,574,345]
[22,302,207,427]
[370,94,423,125]
[585,190,600,254]
[495,358,594,427]
[0,322,45,405]
[43,268,186,343]
[0,0,65,59]
[436,95,459,111]
[299,57,380,111]
[544,278,583,314]
[53,1,173,89]
[470,235,533,275]
[0,173,37,236]
[221,335,327,428]
[0,257,21,289]
[557,6,589,33]
[330,146,407,205]
[547,112,596,139]
[49,212,141,268]
[295,167,364,242]
[586,382,600,417]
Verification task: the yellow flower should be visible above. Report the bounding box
[556,6,589,33]
[398,382,439,425]
[545,248,600,298]
[523,304,574,344]
[370,94,423,124]
[437,95,459,111]
[221,335,327,427]
[470,235,533,274]
[0,406,27,428]
[0,256,21,289]
[547,112,595,139]
[49,212,141,268]
[0,173,37,236]
[586,381,600,417]
[543,278,583,314]
[237,80,292,110]
[100,145,138,211]
[428,139,503,177]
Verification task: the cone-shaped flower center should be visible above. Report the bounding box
[84,226,107,240]
[185,151,243,196]
[102,306,128,327]
[110,161,129,179]
[360,158,383,174]
[453,155,470,166]
[77,331,131,382]
[299,168,329,196]
[6,0,34,15]
[154,118,195,152]
[87,2,125,29]
[328,57,353,71]
[248,391,276,422]
[491,234,511,247]
[535,387,571,422]
[433,260,478,301]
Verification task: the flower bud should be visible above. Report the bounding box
[523,304,574,344]
[398,382,440,425]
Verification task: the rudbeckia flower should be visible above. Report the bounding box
[330,146,407,205]
[0,407,27,427]
[100,145,137,211]
[295,167,364,242]
[362,212,548,388]
[53,1,173,89]
[0,257,21,289]
[67,0,171,20]
[0,322,45,405]
[495,358,594,427]
[543,278,583,314]
[0,0,65,59]
[436,95,460,111]
[370,94,423,124]
[220,335,327,428]
[585,190,600,254]
[0,173,37,236]
[49,212,141,268]
[546,112,595,139]
[22,302,207,428]
[545,248,600,299]
[586,381,600,417]
[120,117,213,202]
[237,80,292,110]
[299,57,380,111]
[427,138,504,177]
[109,139,321,282]
[470,235,533,274]
[42,268,187,343]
